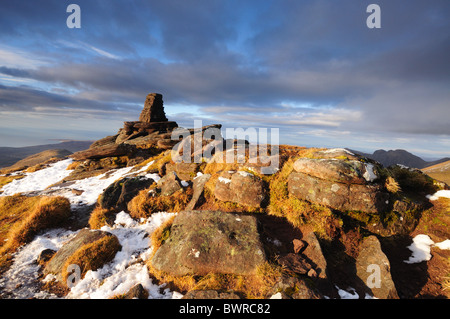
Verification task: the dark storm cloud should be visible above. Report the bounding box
[0,0,449,152]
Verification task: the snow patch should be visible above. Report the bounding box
[67,211,179,299]
[218,177,231,184]
[335,286,359,299]
[427,190,450,201]
[323,148,354,155]
[238,170,253,177]
[0,159,73,196]
[363,163,377,182]
[434,239,450,250]
[0,228,76,299]
[404,234,435,264]
[181,180,189,187]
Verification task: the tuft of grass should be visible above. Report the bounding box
[0,196,71,274]
[88,206,117,229]
[147,260,283,299]
[61,235,121,284]
[127,187,193,219]
[150,215,176,252]
[385,176,401,193]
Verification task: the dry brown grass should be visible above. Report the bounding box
[61,235,121,283]
[150,215,176,252]
[88,206,117,229]
[267,156,334,239]
[127,187,193,219]
[0,195,71,273]
[385,176,401,193]
[147,260,283,299]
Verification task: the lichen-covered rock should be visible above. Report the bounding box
[288,171,389,213]
[44,229,121,282]
[214,170,267,208]
[157,171,182,196]
[99,176,155,211]
[292,158,371,184]
[150,210,266,276]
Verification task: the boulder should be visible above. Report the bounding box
[292,158,371,184]
[151,210,266,276]
[157,171,182,196]
[277,253,312,275]
[214,170,267,208]
[139,93,168,123]
[44,229,120,281]
[165,162,199,181]
[121,284,149,299]
[99,176,156,211]
[37,248,56,266]
[185,173,211,210]
[302,232,328,280]
[89,135,118,149]
[288,171,389,213]
[356,236,399,299]
[71,143,135,161]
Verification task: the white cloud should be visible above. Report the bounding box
[0,46,49,69]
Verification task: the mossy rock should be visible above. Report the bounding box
[151,210,266,276]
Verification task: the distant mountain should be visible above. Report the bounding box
[1,149,73,173]
[0,140,92,168]
[349,149,450,169]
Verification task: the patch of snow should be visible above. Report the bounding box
[404,234,435,264]
[434,239,450,250]
[0,159,73,196]
[335,286,359,299]
[0,228,76,299]
[144,173,161,183]
[270,292,283,299]
[181,180,189,187]
[323,148,354,155]
[238,170,253,177]
[50,165,152,209]
[427,190,450,201]
[194,172,203,179]
[190,248,200,258]
[67,211,179,299]
[363,163,378,182]
[218,177,231,184]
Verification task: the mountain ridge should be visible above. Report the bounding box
[349,148,450,169]
[0,140,93,168]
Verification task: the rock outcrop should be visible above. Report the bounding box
[151,210,266,276]
[71,93,179,162]
[139,93,168,123]
[288,154,390,213]
[214,170,267,208]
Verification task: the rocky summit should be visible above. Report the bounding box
[0,93,449,300]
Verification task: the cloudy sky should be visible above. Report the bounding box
[0,0,449,159]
